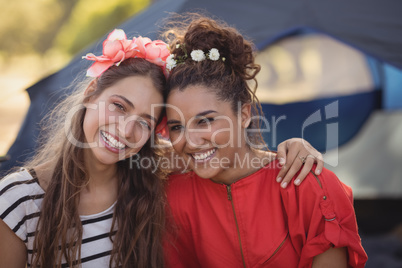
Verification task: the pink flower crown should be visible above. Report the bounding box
[82,29,171,78]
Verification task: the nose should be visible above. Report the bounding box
[184,128,208,150]
[119,116,136,140]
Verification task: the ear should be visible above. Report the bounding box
[240,103,252,128]
[83,79,98,106]
[84,79,97,97]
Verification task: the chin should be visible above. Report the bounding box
[192,165,220,180]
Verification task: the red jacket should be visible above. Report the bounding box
[165,161,367,267]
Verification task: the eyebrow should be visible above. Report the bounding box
[166,119,181,125]
[112,94,134,109]
[195,110,217,118]
[112,94,157,123]
[166,110,217,125]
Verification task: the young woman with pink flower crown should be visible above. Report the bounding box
[163,15,367,267]
[0,28,323,267]
[0,29,170,267]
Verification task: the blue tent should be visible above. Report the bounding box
[1,0,402,172]
[2,1,402,265]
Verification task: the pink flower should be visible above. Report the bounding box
[83,29,171,78]
[82,29,139,77]
[134,37,170,68]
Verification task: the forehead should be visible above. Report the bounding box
[166,85,230,118]
[102,76,163,107]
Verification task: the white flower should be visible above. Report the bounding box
[190,50,206,62]
[166,54,177,71]
[208,48,220,61]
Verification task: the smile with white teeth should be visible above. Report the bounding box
[100,131,126,150]
[192,148,216,161]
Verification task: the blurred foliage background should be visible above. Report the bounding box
[0,0,152,156]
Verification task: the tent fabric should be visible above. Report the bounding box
[383,64,402,110]
[255,33,377,103]
[262,90,381,152]
[1,0,402,174]
[325,110,402,198]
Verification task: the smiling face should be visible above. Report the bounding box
[166,85,254,184]
[82,75,163,167]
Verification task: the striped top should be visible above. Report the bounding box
[0,169,116,267]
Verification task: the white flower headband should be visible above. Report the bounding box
[166,44,225,71]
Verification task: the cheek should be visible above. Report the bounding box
[123,125,151,149]
[169,131,187,154]
[168,130,181,144]
[210,121,235,145]
[82,109,99,137]
[84,104,112,128]
[135,127,152,146]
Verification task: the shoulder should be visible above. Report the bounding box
[281,168,367,266]
[0,169,43,241]
[280,167,355,219]
[166,171,210,217]
[0,168,44,210]
[166,172,196,195]
[0,169,40,195]
[300,167,353,201]
[282,167,350,196]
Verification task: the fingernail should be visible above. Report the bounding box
[316,169,321,175]
[276,177,282,183]
[294,179,300,185]
[281,181,287,188]
[279,158,285,165]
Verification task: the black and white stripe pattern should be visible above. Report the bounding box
[0,169,116,267]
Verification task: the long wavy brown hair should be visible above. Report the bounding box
[26,58,167,267]
[163,13,267,149]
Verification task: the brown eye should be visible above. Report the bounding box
[170,125,184,132]
[138,120,151,131]
[113,102,125,111]
[198,117,214,124]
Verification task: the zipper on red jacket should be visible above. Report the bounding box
[226,185,247,268]
[263,232,289,264]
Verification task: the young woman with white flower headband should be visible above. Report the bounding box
[0,28,325,267]
[163,14,367,267]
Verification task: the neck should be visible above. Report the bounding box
[79,150,119,215]
[83,150,119,191]
[86,163,117,189]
